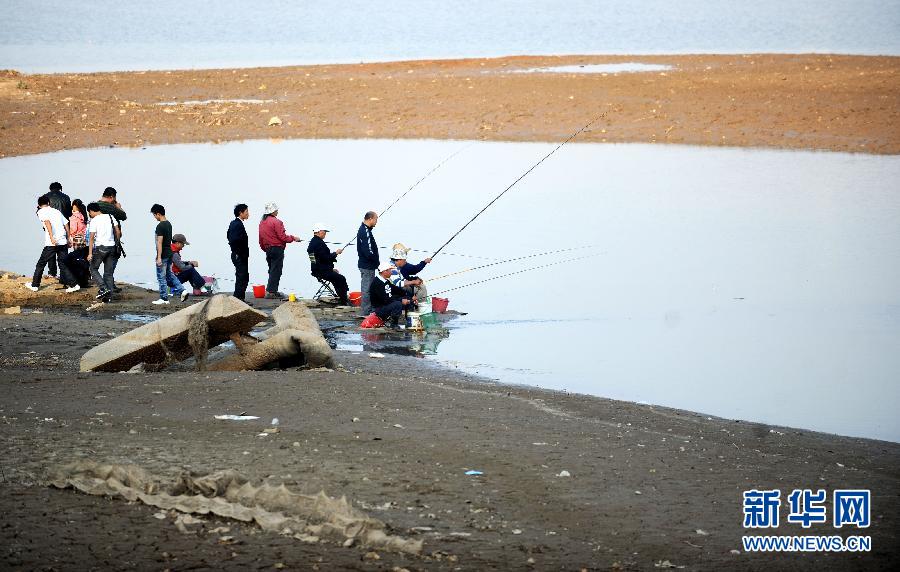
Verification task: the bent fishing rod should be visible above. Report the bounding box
[431,253,601,296]
[428,245,600,282]
[338,141,474,251]
[430,112,606,259]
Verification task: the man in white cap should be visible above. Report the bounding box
[389,243,431,301]
[306,222,349,305]
[368,261,415,328]
[258,202,302,299]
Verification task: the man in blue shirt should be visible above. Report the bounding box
[356,211,379,316]
[389,243,430,301]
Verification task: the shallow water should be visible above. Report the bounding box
[2,0,899,73]
[1,139,898,442]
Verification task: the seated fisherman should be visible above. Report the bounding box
[390,243,430,300]
[171,233,207,292]
[307,222,350,305]
[369,261,416,327]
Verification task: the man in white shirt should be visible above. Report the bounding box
[28,194,76,292]
[86,201,121,302]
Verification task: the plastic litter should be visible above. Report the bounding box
[464,470,483,476]
[368,352,385,359]
[557,470,571,477]
[214,415,260,420]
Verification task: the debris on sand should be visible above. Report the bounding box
[3,305,21,314]
[207,302,333,371]
[49,461,422,554]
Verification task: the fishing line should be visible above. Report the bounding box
[431,113,606,258]
[428,245,599,282]
[432,253,601,295]
[339,141,474,250]
[325,241,497,261]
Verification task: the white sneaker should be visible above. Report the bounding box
[65,284,81,293]
[24,284,39,292]
[180,290,189,302]
[151,299,170,305]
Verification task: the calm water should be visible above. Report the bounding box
[2,0,899,73]
[1,139,898,442]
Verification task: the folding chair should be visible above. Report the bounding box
[313,278,338,301]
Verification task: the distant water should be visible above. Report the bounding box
[1,0,899,73]
[1,139,898,442]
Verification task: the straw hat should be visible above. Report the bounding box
[391,242,410,260]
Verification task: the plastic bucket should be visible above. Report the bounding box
[431,297,449,314]
[348,291,362,306]
[252,284,266,298]
[419,312,440,330]
[360,312,384,329]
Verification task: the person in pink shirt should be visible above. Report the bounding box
[69,199,88,248]
[258,202,302,299]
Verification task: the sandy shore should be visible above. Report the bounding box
[1,273,898,570]
[2,54,899,158]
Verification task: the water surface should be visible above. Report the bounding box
[2,0,899,73]
[1,139,898,442]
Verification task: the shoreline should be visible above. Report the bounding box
[2,53,899,158]
[1,272,899,568]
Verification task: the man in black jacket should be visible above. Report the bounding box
[227,204,250,300]
[46,181,72,219]
[44,181,71,278]
[307,222,349,305]
[356,211,379,316]
[95,187,126,292]
[368,262,415,327]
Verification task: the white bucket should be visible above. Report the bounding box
[406,312,424,331]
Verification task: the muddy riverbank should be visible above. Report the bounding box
[1,272,898,570]
[2,53,899,158]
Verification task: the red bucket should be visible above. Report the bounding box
[360,312,384,329]
[252,284,266,298]
[431,296,449,314]
[348,291,362,307]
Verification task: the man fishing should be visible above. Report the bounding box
[369,261,415,328]
[356,211,379,316]
[389,243,430,301]
[307,222,350,306]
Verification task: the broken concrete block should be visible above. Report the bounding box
[80,295,266,372]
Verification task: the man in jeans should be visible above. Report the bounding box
[44,181,72,279]
[151,203,186,305]
[227,203,250,300]
[96,187,127,292]
[258,202,301,300]
[85,202,120,302]
[356,211,380,316]
[28,194,76,292]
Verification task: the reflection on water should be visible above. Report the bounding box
[114,313,159,324]
[1,139,899,442]
[325,328,449,358]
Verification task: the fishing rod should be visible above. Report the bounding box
[428,245,600,283]
[325,241,498,261]
[430,112,606,258]
[339,141,474,251]
[431,253,601,296]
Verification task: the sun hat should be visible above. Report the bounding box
[390,242,410,260]
[172,233,189,245]
[263,202,279,215]
[378,261,394,273]
[312,222,330,233]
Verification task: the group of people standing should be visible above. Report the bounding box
[229,204,432,326]
[31,185,434,325]
[30,182,206,305]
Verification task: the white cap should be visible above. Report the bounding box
[263,202,279,215]
[378,261,394,273]
[312,222,329,233]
